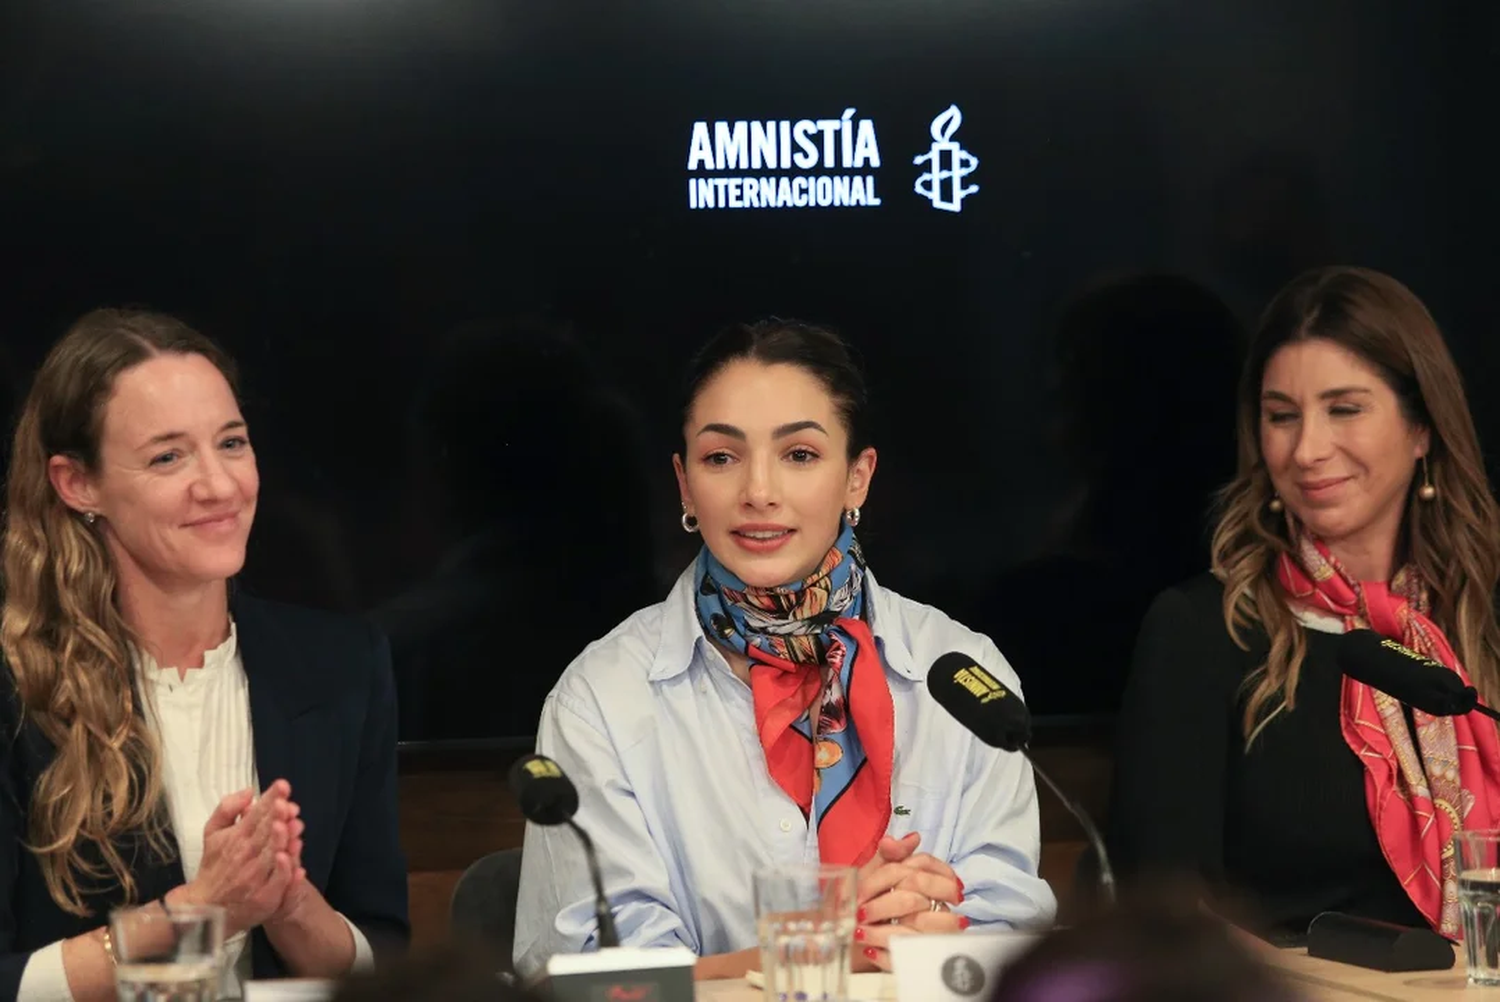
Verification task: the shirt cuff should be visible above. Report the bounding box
[339,913,376,973]
[18,941,75,1002]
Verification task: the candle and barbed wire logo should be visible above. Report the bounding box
[914,105,979,212]
[940,955,987,997]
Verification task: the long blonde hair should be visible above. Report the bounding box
[1210,267,1500,742]
[2,308,240,915]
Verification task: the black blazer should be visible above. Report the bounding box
[1104,573,1427,939]
[0,593,410,1001]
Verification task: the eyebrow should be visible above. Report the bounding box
[137,419,247,451]
[695,420,829,440]
[1261,387,1374,404]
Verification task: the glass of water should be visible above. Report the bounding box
[753,863,857,1002]
[1456,829,1500,985]
[110,903,225,1002]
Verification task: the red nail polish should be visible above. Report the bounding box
[959,917,971,930]
[957,878,965,893]
[856,907,867,923]
[864,948,878,960]
[854,927,866,942]
[957,891,966,904]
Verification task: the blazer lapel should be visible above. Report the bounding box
[231,593,349,885]
[231,594,339,982]
[232,595,325,800]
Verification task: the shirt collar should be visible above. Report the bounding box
[648,561,922,683]
[134,620,240,678]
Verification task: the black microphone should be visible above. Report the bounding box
[508,753,620,949]
[1336,630,1500,722]
[927,651,1116,905]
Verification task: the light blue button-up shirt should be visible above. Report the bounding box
[513,565,1056,977]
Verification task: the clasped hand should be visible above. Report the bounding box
[852,832,967,972]
[171,779,311,937]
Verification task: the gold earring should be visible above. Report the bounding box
[1268,495,1284,513]
[1418,456,1437,502]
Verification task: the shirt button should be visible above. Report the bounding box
[780,819,793,833]
[699,681,709,694]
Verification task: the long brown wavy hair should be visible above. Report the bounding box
[1210,267,1500,743]
[2,308,240,915]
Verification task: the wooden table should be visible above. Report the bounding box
[1268,945,1500,1001]
[696,946,1500,1001]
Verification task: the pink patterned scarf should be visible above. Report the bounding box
[1278,531,1500,937]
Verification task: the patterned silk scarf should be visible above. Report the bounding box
[694,522,896,866]
[1277,530,1500,937]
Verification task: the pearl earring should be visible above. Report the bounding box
[1418,456,1437,502]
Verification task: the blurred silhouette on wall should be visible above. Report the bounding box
[964,274,1246,713]
[241,473,364,613]
[374,315,658,742]
[1211,150,1335,320]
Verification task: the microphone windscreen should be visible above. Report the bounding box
[507,753,581,826]
[926,651,1031,752]
[1335,630,1478,716]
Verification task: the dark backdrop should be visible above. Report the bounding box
[2,0,1496,743]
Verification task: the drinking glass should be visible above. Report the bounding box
[110,903,225,1002]
[753,864,857,1002]
[1456,829,1500,985]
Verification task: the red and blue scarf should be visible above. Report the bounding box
[695,523,895,867]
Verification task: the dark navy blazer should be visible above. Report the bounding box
[0,594,410,1000]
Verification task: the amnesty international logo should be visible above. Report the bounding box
[680,105,981,213]
[940,955,986,996]
[914,105,979,213]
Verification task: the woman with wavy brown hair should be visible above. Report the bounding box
[0,309,408,1001]
[1106,266,1500,942]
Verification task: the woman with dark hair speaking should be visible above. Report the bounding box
[0,309,408,1001]
[1108,267,1500,940]
[515,319,1056,979]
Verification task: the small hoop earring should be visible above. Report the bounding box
[1267,495,1284,514]
[83,511,98,526]
[844,507,861,527]
[1418,456,1437,502]
[680,504,699,533]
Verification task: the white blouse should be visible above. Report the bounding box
[18,625,374,1000]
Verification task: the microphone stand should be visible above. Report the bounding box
[566,819,621,948]
[1468,696,1500,723]
[1021,746,1116,906]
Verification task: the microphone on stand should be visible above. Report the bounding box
[508,753,620,948]
[925,651,1117,905]
[1336,630,1500,722]
[1303,630,1484,972]
[508,755,696,1002]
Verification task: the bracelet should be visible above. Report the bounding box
[102,896,172,967]
[100,926,118,967]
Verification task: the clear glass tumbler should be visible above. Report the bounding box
[753,863,858,1002]
[110,903,225,1002]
